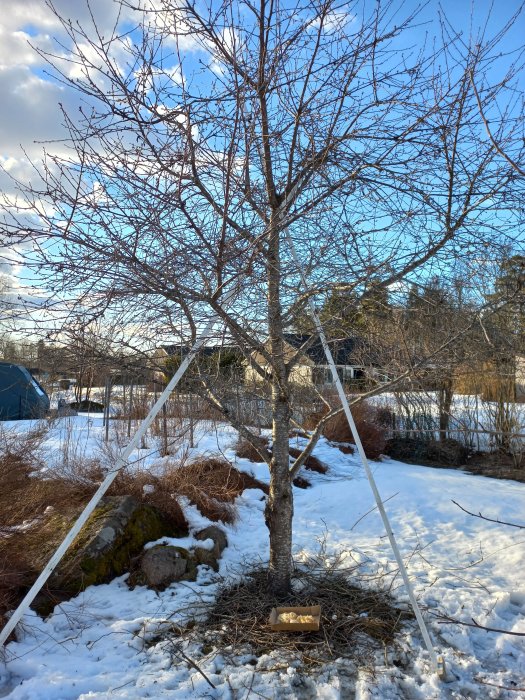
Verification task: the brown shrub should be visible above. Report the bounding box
[304,401,388,461]
[288,447,328,474]
[292,475,311,489]
[423,438,468,467]
[236,436,327,474]
[0,551,36,633]
[384,437,468,468]
[302,410,325,433]
[234,436,271,463]
[112,458,268,526]
[174,459,268,522]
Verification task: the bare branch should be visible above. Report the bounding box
[451,500,525,529]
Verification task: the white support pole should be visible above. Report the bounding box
[0,295,233,649]
[284,231,444,677]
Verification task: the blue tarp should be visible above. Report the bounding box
[0,362,50,420]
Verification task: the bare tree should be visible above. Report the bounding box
[2,0,524,594]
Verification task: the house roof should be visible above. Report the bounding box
[283,334,362,366]
[160,344,239,358]
[160,336,364,367]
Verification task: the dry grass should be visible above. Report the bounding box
[174,458,267,522]
[111,458,269,526]
[0,425,267,628]
[0,426,99,630]
[0,553,35,633]
[305,401,390,460]
[0,424,94,534]
[165,562,411,669]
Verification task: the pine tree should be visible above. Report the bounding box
[488,255,525,345]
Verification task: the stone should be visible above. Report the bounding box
[140,545,188,587]
[194,526,228,571]
[193,545,218,571]
[32,495,180,615]
[196,525,228,552]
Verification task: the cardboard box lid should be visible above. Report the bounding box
[269,605,321,632]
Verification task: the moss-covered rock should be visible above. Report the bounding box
[32,496,182,615]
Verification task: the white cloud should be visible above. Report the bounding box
[0,65,72,159]
[0,0,200,299]
[310,10,355,33]
[0,27,52,67]
[0,1,133,294]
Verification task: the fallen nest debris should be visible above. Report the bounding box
[162,564,413,668]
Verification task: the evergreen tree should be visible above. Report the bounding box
[402,276,477,440]
[302,281,392,340]
[487,255,525,345]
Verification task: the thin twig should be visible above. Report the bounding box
[437,615,525,637]
[244,670,256,699]
[474,677,525,692]
[469,70,525,177]
[350,493,398,531]
[452,500,525,529]
[169,640,217,688]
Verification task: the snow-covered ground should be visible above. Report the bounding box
[1,417,524,699]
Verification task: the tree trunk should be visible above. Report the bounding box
[438,377,453,442]
[265,213,293,597]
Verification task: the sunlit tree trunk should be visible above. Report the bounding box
[266,213,293,595]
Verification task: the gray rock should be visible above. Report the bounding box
[33,495,180,615]
[193,546,219,571]
[82,495,139,559]
[140,545,188,587]
[194,526,228,571]
[196,525,228,552]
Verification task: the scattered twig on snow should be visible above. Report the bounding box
[243,671,256,699]
[474,677,525,692]
[436,614,525,637]
[110,679,135,693]
[240,677,273,700]
[350,493,398,531]
[167,639,216,689]
[452,500,525,529]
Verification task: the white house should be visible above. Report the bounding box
[245,334,366,387]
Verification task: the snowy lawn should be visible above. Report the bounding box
[0,419,524,699]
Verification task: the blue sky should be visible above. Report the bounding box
[0,0,523,304]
